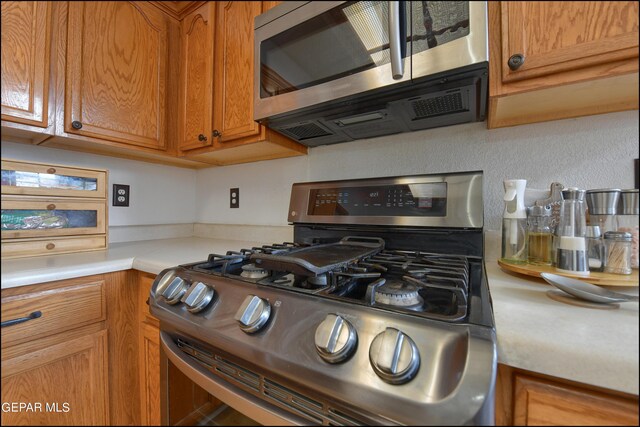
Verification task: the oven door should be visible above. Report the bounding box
[160,332,306,426]
[254,1,411,121]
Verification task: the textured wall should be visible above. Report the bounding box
[3,110,638,231]
[196,110,639,230]
[1,140,197,226]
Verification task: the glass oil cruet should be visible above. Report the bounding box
[501,179,527,264]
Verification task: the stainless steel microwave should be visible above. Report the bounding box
[254,1,488,147]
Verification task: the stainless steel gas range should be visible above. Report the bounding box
[150,171,496,426]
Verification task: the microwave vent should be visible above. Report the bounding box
[281,122,333,141]
[412,92,465,119]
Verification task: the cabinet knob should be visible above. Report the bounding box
[507,54,525,71]
[46,168,56,174]
[46,243,55,250]
[46,204,56,210]
[71,120,83,130]
[212,130,221,138]
[198,134,207,142]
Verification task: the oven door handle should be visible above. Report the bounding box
[160,331,305,426]
[389,1,406,79]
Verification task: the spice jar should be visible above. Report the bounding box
[603,231,632,275]
[586,225,604,272]
[527,205,553,265]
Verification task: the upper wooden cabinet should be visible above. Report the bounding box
[213,1,262,144]
[178,2,216,151]
[1,1,54,140]
[65,1,169,150]
[2,0,305,167]
[178,1,307,166]
[488,1,639,129]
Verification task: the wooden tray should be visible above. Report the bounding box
[497,259,639,287]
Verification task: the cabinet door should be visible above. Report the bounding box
[139,322,161,426]
[1,1,52,127]
[213,1,262,144]
[65,1,168,149]
[513,374,639,426]
[499,2,639,83]
[1,330,109,425]
[179,2,215,151]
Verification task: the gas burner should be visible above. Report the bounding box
[372,279,424,308]
[240,263,269,279]
[305,274,328,288]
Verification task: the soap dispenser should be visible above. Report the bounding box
[501,179,528,264]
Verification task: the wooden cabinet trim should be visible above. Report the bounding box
[148,1,206,21]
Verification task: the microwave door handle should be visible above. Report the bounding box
[389,1,406,80]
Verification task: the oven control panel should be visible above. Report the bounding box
[288,171,484,228]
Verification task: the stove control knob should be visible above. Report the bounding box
[161,277,190,305]
[181,281,215,313]
[369,327,420,384]
[234,295,271,333]
[314,314,357,364]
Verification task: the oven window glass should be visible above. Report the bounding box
[260,1,410,98]
[411,1,470,54]
[167,359,261,426]
[307,183,447,217]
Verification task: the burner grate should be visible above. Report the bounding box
[183,244,473,322]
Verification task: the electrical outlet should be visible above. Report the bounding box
[113,184,130,207]
[230,188,239,208]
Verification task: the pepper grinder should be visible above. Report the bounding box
[556,188,589,275]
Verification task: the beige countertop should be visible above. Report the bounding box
[2,235,638,396]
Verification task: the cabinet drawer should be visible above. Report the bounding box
[1,235,107,259]
[1,280,106,348]
[1,196,106,239]
[1,159,107,198]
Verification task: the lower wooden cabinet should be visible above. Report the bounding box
[138,271,161,426]
[139,322,161,426]
[1,271,140,426]
[1,277,110,425]
[496,364,639,426]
